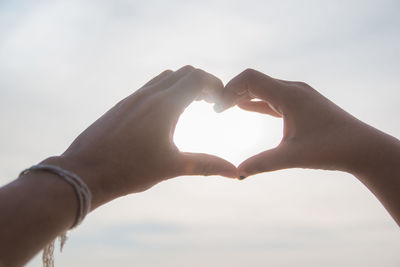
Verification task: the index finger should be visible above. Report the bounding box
[214,69,286,113]
[165,68,224,111]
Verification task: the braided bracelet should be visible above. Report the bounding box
[20,164,92,228]
[19,164,92,267]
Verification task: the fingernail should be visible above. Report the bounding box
[238,170,248,180]
[213,103,224,113]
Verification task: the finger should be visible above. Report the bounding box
[237,145,294,179]
[153,65,195,89]
[142,70,173,87]
[180,152,237,178]
[142,65,196,95]
[130,66,194,102]
[166,68,224,111]
[214,69,286,113]
[237,100,282,117]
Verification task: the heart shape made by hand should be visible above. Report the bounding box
[174,101,283,166]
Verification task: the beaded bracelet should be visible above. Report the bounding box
[19,164,92,267]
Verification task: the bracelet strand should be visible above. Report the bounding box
[19,164,92,267]
[19,164,92,228]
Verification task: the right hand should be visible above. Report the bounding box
[215,69,374,178]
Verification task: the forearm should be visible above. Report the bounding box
[0,169,78,266]
[350,123,400,226]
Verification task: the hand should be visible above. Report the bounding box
[45,66,237,209]
[215,69,374,178]
[216,68,400,226]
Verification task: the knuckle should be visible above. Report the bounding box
[162,69,173,75]
[241,68,267,86]
[189,68,207,82]
[243,68,257,78]
[242,68,267,81]
[181,65,195,72]
[294,81,317,99]
[292,81,310,89]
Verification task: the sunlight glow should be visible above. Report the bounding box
[174,101,283,166]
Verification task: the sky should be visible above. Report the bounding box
[1,0,400,266]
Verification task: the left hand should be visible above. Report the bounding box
[44,65,237,209]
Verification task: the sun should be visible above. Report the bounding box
[174,101,283,166]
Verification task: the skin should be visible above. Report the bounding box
[215,68,400,226]
[0,66,237,266]
[0,66,399,266]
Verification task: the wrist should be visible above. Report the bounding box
[346,122,400,178]
[343,123,400,226]
[17,170,79,229]
[40,156,113,211]
[2,171,79,265]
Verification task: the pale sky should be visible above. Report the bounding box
[0,0,399,266]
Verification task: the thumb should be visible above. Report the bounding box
[237,145,294,179]
[180,152,237,178]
